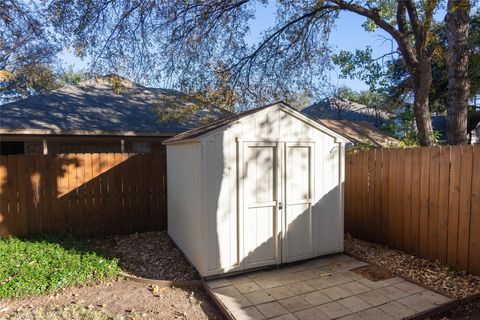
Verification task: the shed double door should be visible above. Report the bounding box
[242,142,314,269]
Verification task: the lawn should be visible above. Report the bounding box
[0,235,122,299]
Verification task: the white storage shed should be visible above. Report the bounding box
[163,102,349,277]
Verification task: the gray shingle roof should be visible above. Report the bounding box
[163,102,278,143]
[301,98,392,126]
[0,76,232,136]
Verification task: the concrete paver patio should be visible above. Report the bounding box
[205,255,452,320]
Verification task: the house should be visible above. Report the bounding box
[301,97,393,127]
[164,102,348,277]
[0,75,231,155]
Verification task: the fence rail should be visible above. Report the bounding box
[345,145,480,275]
[0,153,166,236]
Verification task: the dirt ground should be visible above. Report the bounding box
[0,279,224,320]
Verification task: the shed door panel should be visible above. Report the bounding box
[284,144,313,262]
[243,144,278,268]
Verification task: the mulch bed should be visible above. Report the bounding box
[344,234,480,299]
[90,231,198,281]
[430,300,480,320]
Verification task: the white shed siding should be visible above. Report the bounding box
[166,103,347,277]
[167,142,205,273]
[317,135,344,254]
[204,131,241,274]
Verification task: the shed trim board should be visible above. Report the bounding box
[166,103,347,277]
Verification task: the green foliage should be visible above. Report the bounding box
[361,0,399,31]
[381,109,418,146]
[332,47,386,91]
[347,138,377,153]
[58,68,88,86]
[381,109,441,146]
[1,65,88,103]
[0,235,121,299]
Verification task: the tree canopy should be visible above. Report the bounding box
[334,9,480,114]
[1,0,477,145]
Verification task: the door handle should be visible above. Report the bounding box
[278,202,283,210]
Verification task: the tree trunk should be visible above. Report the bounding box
[446,0,470,145]
[412,63,436,146]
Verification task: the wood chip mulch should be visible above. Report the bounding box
[344,234,480,299]
[90,231,198,281]
[431,300,480,320]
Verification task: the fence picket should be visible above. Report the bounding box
[394,149,405,249]
[380,149,390,244]
[0,156,10,236]
[458,146,473,271]
[469,147,480,274]
[367,149,376,242]
[373,149,382,244]
[410,148,422,255]
[402,149,413,252]
[437,147,451,264]
[7,156,19,234]
[427,147,440,261]
[447,146,462,268]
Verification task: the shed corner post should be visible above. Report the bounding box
[200,140,209,276]
[235,136,244,269]
[339,141,346,252]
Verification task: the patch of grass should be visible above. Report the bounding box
[0,235,122,299]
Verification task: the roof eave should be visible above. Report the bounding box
[0,128,174,137]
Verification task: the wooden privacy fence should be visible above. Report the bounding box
[345,145,480,275]
[0,153,166,236]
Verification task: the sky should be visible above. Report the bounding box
[59,2,394,93]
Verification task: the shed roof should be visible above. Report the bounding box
[164,102,350,144]
[0,75,232,136]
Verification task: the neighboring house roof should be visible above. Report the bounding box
[0,75,232,136]
[318,119,398,147]
[164,102,350,144]
[301,98,393,126]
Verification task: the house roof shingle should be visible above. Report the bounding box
[318,119,397,147]
[301,98,393,126]
[0,75,232,136]
[163,103,276,143]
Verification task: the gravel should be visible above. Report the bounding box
[91,231,198,281]
[344,234,480,299]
